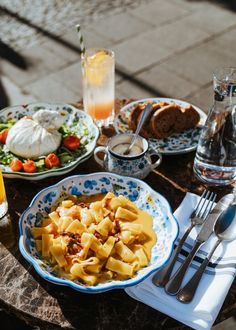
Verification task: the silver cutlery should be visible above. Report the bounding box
[152,190,216,287]
[177,202,236,303]
[165,193,234,296]
[124,103,153,155]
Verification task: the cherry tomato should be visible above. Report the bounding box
[63,136,80,150]
[10,159,23,172]
[45,153,60,169]
[23,160,37,173]
[0,129,8,144]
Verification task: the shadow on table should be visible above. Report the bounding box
[0,308,33,330]
[46,283,187,330]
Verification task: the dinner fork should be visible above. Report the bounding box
[152,190,217,287]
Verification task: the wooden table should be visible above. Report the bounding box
[0,100,235,330]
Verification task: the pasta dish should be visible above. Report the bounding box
[32,192,157,286]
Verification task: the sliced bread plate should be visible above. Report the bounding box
[114,98,207,155]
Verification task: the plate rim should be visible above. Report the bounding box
[19,172,179,293]
[114,97,207,155]
[0,102,99,179]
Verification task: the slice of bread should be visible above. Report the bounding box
[128,104,144,131]
[182,105,200,130]
[137,105,160,138]
[128,102,170,136]
[128,101,200,139]
[150,104,183,138]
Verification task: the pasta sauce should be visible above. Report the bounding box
[133,209,156,260]
[32,192,157,286]
[77,193,156,259]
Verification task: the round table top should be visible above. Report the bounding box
[0,100,235,330]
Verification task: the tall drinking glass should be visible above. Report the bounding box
[0,170,8,218]
[81,48,115,128]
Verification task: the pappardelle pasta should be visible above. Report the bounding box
[32,192,157,286]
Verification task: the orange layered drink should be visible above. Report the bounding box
[82,49,114,126]
[0,170,7,218]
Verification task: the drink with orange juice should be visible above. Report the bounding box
[81,48,114,126]
[0,170,8,218]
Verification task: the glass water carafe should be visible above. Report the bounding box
[194,68,236,185]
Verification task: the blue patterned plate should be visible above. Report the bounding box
[114,98,207,155]
[19,172,178,293]
[0,103,99,180]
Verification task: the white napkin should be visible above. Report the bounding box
[125,193,236,330]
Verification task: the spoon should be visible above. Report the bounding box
[124,103,153,155]
[177,203,236,303]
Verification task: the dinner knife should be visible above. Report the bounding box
[165,193,234,295]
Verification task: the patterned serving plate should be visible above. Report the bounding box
[0,103,99,180]
[19,172,179,293]
[114,98,207,155]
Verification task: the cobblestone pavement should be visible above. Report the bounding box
[0,0,152,50]
[1,0,236,111]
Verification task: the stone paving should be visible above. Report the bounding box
[0,0,236,328]
[1,0,236,113]
[0,0,152,50]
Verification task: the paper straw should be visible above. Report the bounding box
[76,24,86,55]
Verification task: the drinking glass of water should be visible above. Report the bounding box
[194,67,236,185]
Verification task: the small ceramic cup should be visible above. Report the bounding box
[94,133,162,179]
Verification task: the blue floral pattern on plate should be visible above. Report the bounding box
[113,98,207,155]
[19,172,179,293]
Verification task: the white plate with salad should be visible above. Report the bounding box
[0,103,99,180]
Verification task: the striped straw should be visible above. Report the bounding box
[76,24,86,56]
